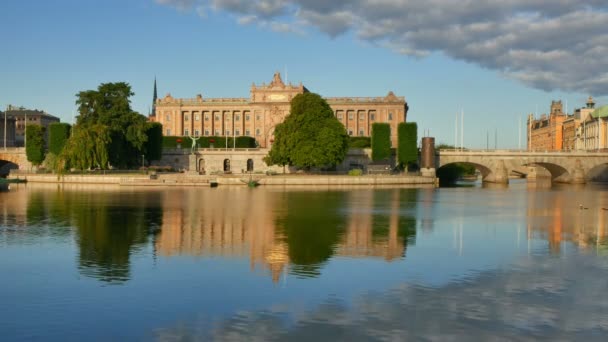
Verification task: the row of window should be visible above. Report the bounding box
[167,113,261,122]
[167,112,394,122]
[167,128,262,137]
[336,112,393,121]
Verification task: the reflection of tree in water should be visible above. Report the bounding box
[25,189,162,284]
[71,192,162,284]
[275,191,348,278]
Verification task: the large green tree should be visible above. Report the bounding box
[265,93,349,170]
[69,82,149,169]
[25,124,46,166]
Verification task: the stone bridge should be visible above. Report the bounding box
[0,148,31,176]
[436,150,608,184]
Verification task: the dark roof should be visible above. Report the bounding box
[5,108,60,120]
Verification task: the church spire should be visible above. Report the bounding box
[152,77,158,117]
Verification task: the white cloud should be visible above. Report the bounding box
[156,0,608,95]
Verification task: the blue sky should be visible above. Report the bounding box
[1,0,606,148]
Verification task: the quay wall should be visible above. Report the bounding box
[9,173,436,187]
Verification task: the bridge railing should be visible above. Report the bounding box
[437,149,608,154]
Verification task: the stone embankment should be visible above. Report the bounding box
[9,173,436,187]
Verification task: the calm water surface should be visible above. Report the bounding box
[1,181,608,341]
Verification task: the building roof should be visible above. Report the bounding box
[591,105,608,119]
[5,106,60,120]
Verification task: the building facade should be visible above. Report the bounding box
[151,72,408,148]
[576,103,608,151]
[527,101,567,151]
[0,111,16,148]
[5,105,60,147]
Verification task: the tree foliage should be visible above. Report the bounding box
[265,93,349,169]
[348,136,371,148]
[25,124,46,166]
[371,123,391,161]
[145,122,163,161]
[66,82,148,169]
[49,122,71,155]
[61,124,111,170]
[397,122,418,168]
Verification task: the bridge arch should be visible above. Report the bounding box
[0,159,19,177]
[438,161,491,179]
[522,161,570,182]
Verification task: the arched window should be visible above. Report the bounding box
[223,159,231,172]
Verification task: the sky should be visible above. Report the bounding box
[1,0,607,149]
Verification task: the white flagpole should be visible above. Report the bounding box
[518,116,521,150]
[460,109,464,151]
[455,113,458,150]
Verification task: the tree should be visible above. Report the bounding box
[25,124,46,166]
[61,124,111,170]
[265,93,349,170]
[145,122,163,162]
[371,123,391,161]
[397,122,418,170]
[73,82,148,168]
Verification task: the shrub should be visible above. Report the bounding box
[371,123,391,161]
[348,169,363,176]
[48,123,71,155]
[348,136,371,148]
[397,122,418,169]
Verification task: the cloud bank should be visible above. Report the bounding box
[156,0,608,95]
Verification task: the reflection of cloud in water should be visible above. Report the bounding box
[155,253,608,341]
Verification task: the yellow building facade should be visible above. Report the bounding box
[151,72,408,148]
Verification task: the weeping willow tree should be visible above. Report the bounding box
[59,124,111,171]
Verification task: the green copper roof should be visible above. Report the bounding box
[592,105,608,118]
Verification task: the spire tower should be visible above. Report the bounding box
[152,77,158,117]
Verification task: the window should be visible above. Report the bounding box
[337,113,343,120]
[225,130,230,136]
[256,128,261,136]
[359,130,365,136]
[195,114,200,121]
[235,129,240,136]
[235,115,240,121]
[359,113,365,121]
[256,115,261,121]
[205,130,210,136]
[348,130,353,136]
[348,112,353,120]
[184,129,189,136]
[388,112,393,120]
[370,113,375,121]
[205,115,209,121]
[166,129,171,135]
[246,115,250,121]
[184,114,189,122]
[215,130,220,135]
[165,114,171,121]
[215,115,220,121]
[245,129,251,136]
[195,130,200,137]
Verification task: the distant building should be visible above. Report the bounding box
[0,111,16,147]
[576,102,608,151]
[527,101,567,151]
[151,72,409,148]
[562,96,596,150]
[5,105,60,147]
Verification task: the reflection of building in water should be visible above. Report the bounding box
[526,190,608,252]
[337,190,409,261]
[155,188,290,283]
[155,188,415,282]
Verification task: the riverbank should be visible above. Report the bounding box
[8,173,437,187]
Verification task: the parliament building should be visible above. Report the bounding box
[150,72,408,148]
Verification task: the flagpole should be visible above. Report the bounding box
[460,109,464,151]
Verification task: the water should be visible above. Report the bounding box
[1,181,608,340]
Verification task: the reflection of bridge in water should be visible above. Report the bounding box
[437,149,608,184]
